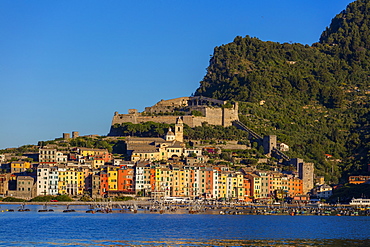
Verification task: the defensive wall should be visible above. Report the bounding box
[109,96,239,135]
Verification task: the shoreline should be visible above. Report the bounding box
[0,201,367,216]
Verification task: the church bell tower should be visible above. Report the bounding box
[175,117,183,142]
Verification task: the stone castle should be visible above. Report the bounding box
[110,96,239,133]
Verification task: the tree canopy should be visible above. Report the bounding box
[194,0,370,183]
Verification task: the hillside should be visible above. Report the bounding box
[195,0,370,183]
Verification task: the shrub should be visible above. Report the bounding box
[2,197,26,202]
[30,195,54,202]
[55,195,73,202]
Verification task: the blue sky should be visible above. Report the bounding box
[0,0,353,149]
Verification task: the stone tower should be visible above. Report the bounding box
[263,135,277,155]
[291,158,314,194]
[72,131,79,138]
[300,162,314,194]
[175,117,184,142]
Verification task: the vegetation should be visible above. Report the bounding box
[112,196,134,201]
[2,197,26,202]
[111,121,250,141]
[54,195,73,202]
[329,183,370,203]
[30,195,56,202]
[194,0,370,183]
[30,195,73,202]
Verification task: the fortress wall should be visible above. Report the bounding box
[112,114,196,127]
[150,97,190,108]
[145,106,174,113]
[204,107,224,126]
[189,106,207,116]
[112,107,239,129]
[185,107,224,126]
[192,116,210,127]
[144,97,190,113]
[136,115,179,125]
[110,98,240,133]
[112,114,139,125]
[222,103,239,127]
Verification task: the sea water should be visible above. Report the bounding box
[0,204,369,246]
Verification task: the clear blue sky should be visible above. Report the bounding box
[0,0,353,149]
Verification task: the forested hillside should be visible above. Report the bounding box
[195,0,370,183]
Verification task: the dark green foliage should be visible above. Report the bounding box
[2,197,26,202]
[329,183,370,203]
[191,110,204,116]
[113,196,134,201]
[194,0,370,183]
[30,195,55,202]
[110,122,251,141]
[185,125,250,141]
[54,195,73,202]
[111,122,172,138]
[30,195,73,202]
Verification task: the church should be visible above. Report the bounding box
[125,117,199,162]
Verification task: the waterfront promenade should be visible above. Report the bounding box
[0,200,367,216]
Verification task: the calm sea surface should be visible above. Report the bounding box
[0,204,369,246]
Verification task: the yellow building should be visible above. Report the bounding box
[164,143,184,160]
[107,166,118,191]
[10,161,31,173]
[218,172,228,199]
[131,150,161,162]
[79,148,96,157]
[61,166,82,196]
[269,172,282,198]
[153,167,172,197]
[182,169,191,197]
[58,165,67,194]
[77,169,84,195]
[235,172,245,200]
[93,159,105,169]
[171,166,181,196]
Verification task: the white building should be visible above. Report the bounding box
[37,164,59,196]
[212,169,219,199]
[48,166,59,195]
[56,152,68,164]
[39,148,57,163]
[135,162,146,193]
[183,148,202,157]
[313,184,333,199]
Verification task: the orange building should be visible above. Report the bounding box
[204,168,214,198]
[100,172,108,196]
[242,177,252,202]
[117,167,135,193]
[150,168,156,192]
[287,177,303,197]
[349,175,370,184]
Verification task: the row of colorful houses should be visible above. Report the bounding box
[0,145,308,200]
[0,160,304,201]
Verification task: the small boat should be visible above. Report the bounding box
[39,204,53,212]
[63,209,76,213]
[63,205,75,213]
[18,203,30,212]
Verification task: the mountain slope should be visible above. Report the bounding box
[195,0,370,183]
